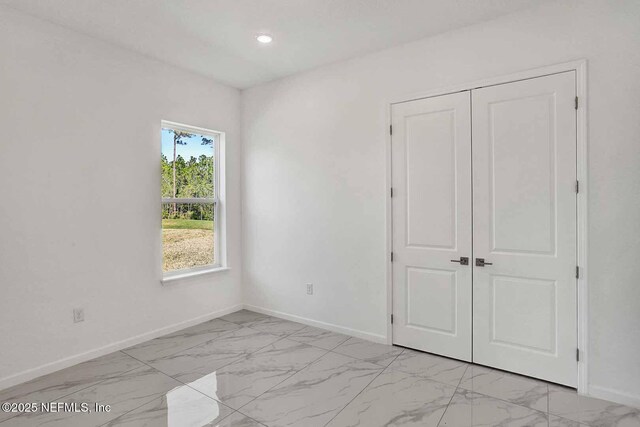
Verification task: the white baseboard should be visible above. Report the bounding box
[587,384,640,409]
[243,304,387,344]
[0,304,243,392]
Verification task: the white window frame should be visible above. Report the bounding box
[161,120,227,283]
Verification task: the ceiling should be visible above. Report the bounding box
[0,0,547,89]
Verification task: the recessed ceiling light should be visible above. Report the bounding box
[256,34,273,44]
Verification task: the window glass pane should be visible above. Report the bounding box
[161,128,216,198]
[162,203,215,272]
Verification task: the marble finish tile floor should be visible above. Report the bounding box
[0,310,638,427]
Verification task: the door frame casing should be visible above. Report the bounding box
[384,59,588,393]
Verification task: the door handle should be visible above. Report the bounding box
[475,258,493,267]
[450,257,469,266]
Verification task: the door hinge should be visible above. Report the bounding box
[391,252,394,262]
[576,180,579,193]
[576,348,580,362]
[390,125,393,135]
[576,266,580,279]
[575,96,579,110]
[391,314,394,324]
[390,187,394,198]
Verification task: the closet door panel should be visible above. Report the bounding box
[472,71,578,386]
[392,91,472,361]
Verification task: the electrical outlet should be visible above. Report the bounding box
[73,308,85,323]
[306,283,313,295]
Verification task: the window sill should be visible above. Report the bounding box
[161,266,229,285]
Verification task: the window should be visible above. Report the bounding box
[161,121,225,279]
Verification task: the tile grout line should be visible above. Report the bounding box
[120,326,320,422]
[125,331,291,388]
[107,346,292,425]
[95,383,182,427]
[120,319,242,363]
[226,410,268,427]
[226,322,347,419]
[382,353,557,421]
[548,383,551,427]
[232,322,357,412]
[105,313,305,423]
[0,353,153,425]
[469,387,553,419]
[123,317,289,382]
[444,381,553,423]
[236,339,400,424]
[320,349,406,426]
[244,316,375,358]
[286,327,351,351]
[336,348,464,391]
[240,314,355,350]
[109,352,270,427]
[95,352,236,426]
[7,315,367,425]
[234,347,333,416]
[99,359,223,427]
[243,321,307,340]
[436,363,469,427]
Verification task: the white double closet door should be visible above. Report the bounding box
[391,71,578,386]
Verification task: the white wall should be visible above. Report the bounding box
[242,0,640,404]
[0,7,242,387]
